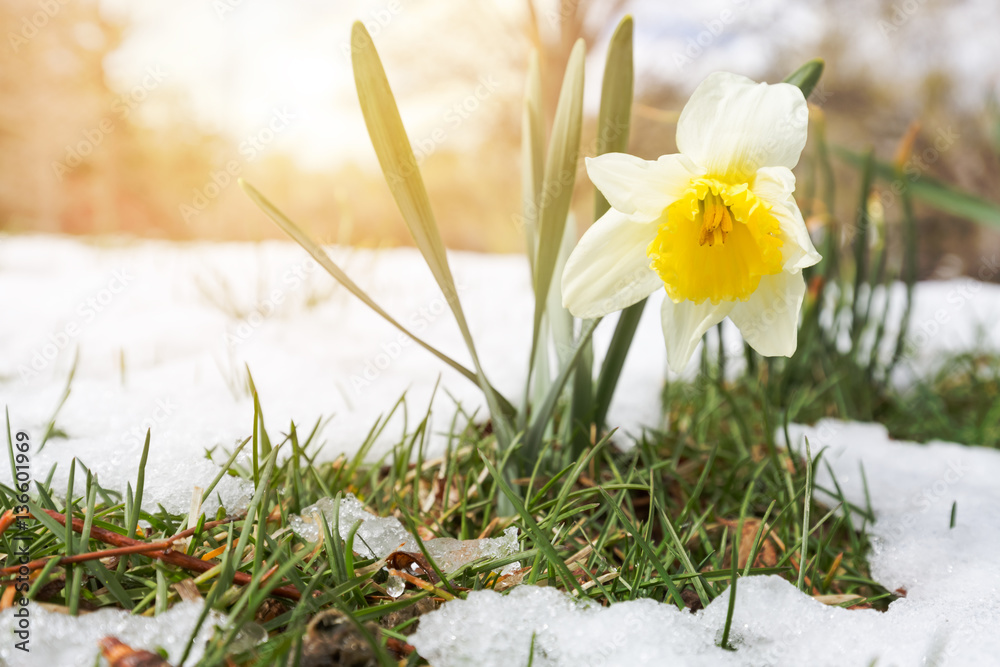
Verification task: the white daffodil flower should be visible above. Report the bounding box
[562,71,822,372]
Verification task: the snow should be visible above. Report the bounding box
[3,236,998,517]
[0,601,223,666]
[0,235,667,515]
[412,420,1000,666]
[290,493,521,597]
[2,236,1000,665]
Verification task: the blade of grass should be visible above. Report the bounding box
[798,438,814,592]
[480,454,584,595]
[598,487,685,608]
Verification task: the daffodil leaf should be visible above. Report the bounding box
[526,38,585,425]
[594,300,644,432]
[888,174,918,374]
[594,15,634,221]
[850,149,875,348]
[783,58,824,99]
[525,317,600,462]
[239,178,513,414]
[835,146,1000,229]
[522,50,545,276]
[592,15,641,437]
[349,22,514,442]
[351,22,449,292]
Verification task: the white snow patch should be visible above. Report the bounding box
[0,601,220,666]
[411,421,1000,666]
[3,237,998,516]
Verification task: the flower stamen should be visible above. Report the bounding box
[698,193,733,246]
[646,177,784,305]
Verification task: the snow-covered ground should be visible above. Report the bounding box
[1,235,999,666]
[2,236,998,514]
[412,420,1000,666]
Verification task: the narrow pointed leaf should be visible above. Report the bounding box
[351,22,454,304]
[592,15,641,435]
[595,300,645,431]
[522,50,546,275]
[350,22,513,442]
[529,39,586,370]
[783,58,824,99]
[239,179,514,416]
[525,317,600,461]
[835,146,1000,229]
[594,15,634,220]
[569,13,636,449]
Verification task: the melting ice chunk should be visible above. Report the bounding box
[289,493,418,558]
[421,526,521,576]
[290,494,520,573]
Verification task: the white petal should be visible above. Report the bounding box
[586,153,702,222]
[729,272,806,357]
[561,209,661,319]
[660,298,734,373]
[753,167,822,271]
[676,72,808,178]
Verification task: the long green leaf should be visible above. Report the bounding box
[526,39,586,411]
[598,487,685,608]
[569,17,634,451]
[239,180,514,417]
[350,21,513,444]
[850,150,875,348]
[594,15,634,220]
[836,146,1000,229]
[522,50,545,276]
[591,15,638,437]
[524,317,600,461]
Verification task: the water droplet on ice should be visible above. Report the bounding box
[386,574,405,598]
